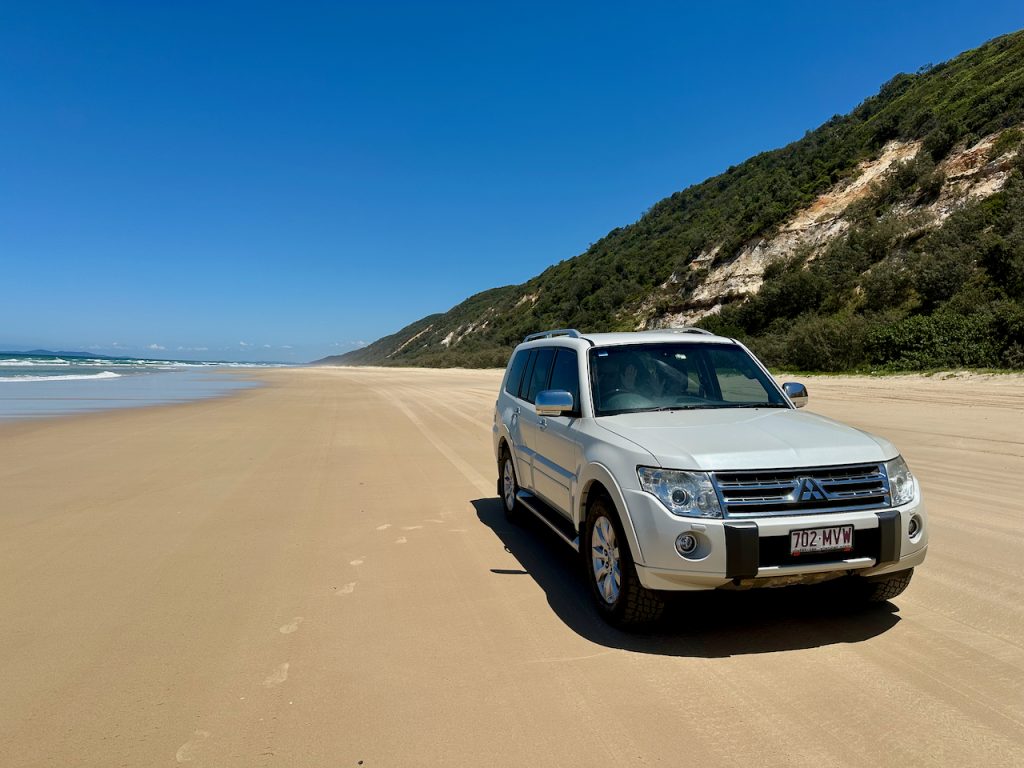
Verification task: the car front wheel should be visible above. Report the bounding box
[857,568,914,602]
[584,496,664,628]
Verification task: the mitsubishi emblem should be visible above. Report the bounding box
[797,477,827,502]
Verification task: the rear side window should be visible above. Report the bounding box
[525,348,555,404]
[516,350,538,400]
[547,349,580,411]
[504,350,530,396]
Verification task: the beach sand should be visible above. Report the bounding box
[1,367,1022,766]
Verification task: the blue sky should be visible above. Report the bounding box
[2,2,1022,362]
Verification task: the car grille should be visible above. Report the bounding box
[711,463,890,517]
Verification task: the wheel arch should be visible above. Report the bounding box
[497,435,511,458]
[496,435,518,497]
[494,417,513,460]
[495,419,522,468]
[577,463,647,565]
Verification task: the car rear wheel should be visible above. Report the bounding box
[499,448,522,523]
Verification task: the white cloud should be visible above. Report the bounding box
[281,345,293,349]
[239,341,251,347]
[148,343,166,351]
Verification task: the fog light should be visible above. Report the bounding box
[675,533,698,556]
[908,515,921,538]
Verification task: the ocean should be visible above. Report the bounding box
[0,353,276,420]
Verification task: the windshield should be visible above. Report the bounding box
[589,342,787,416]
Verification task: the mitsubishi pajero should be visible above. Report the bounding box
[492,328,927,627]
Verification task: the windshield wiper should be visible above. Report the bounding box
[703,402,789,409]
[604,403,788,415]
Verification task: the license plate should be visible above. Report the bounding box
[789,525,854,555]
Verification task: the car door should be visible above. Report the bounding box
[500,348,532,484]
[518,347,555,494]
[530,348,581,517]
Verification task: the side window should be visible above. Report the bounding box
[516,350,538,400]
[707,348,767,402]
[547,349,580,412]
[504,350,530,397]
[525,348,555,404]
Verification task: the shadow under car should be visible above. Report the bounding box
[473,497,900,657]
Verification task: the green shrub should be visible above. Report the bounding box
[866,312,1001,368]
[860,259,915,312]
[989,128,1024,160]
[782,313,869,372]
[923,121,963,161]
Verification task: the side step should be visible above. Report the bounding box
[516,491,580,552]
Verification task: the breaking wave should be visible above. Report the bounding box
[0,370,122,382]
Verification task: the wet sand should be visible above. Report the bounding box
[1,367,1022,766]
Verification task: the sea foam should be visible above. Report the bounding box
[0,370,122,383]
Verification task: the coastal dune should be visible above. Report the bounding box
[1,367,1023,766]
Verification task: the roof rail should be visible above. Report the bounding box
[523,328,582,343]
[644,326,714,336]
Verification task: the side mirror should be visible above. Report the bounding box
[535,389,575,417]
[783,382,808,408]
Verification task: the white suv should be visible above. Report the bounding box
[492,328,928,627]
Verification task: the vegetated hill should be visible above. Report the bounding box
[318,313,443,366]
[321,29,1024,371]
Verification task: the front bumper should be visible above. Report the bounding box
[623,488,928,592]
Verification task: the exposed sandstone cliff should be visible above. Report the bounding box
[645,127,1020,329]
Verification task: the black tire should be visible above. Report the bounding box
[857,568,914,603]
[584,495,664,628]
[499,447,523,523]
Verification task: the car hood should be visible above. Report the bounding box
[596,408,897,471]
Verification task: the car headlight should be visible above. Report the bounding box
[637,467,723,518]
[885,456,916,506]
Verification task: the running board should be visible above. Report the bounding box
[516,491,580,552]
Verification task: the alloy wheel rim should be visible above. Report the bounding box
[503,459,515,510]
[591,516,621,604]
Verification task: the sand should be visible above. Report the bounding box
[1,367,1022,766]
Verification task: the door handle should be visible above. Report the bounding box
[513,406,521,415]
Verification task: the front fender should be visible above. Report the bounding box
[578,462,648,566]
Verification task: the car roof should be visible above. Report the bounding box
[514,329,737,352]
[582,330,734,347]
